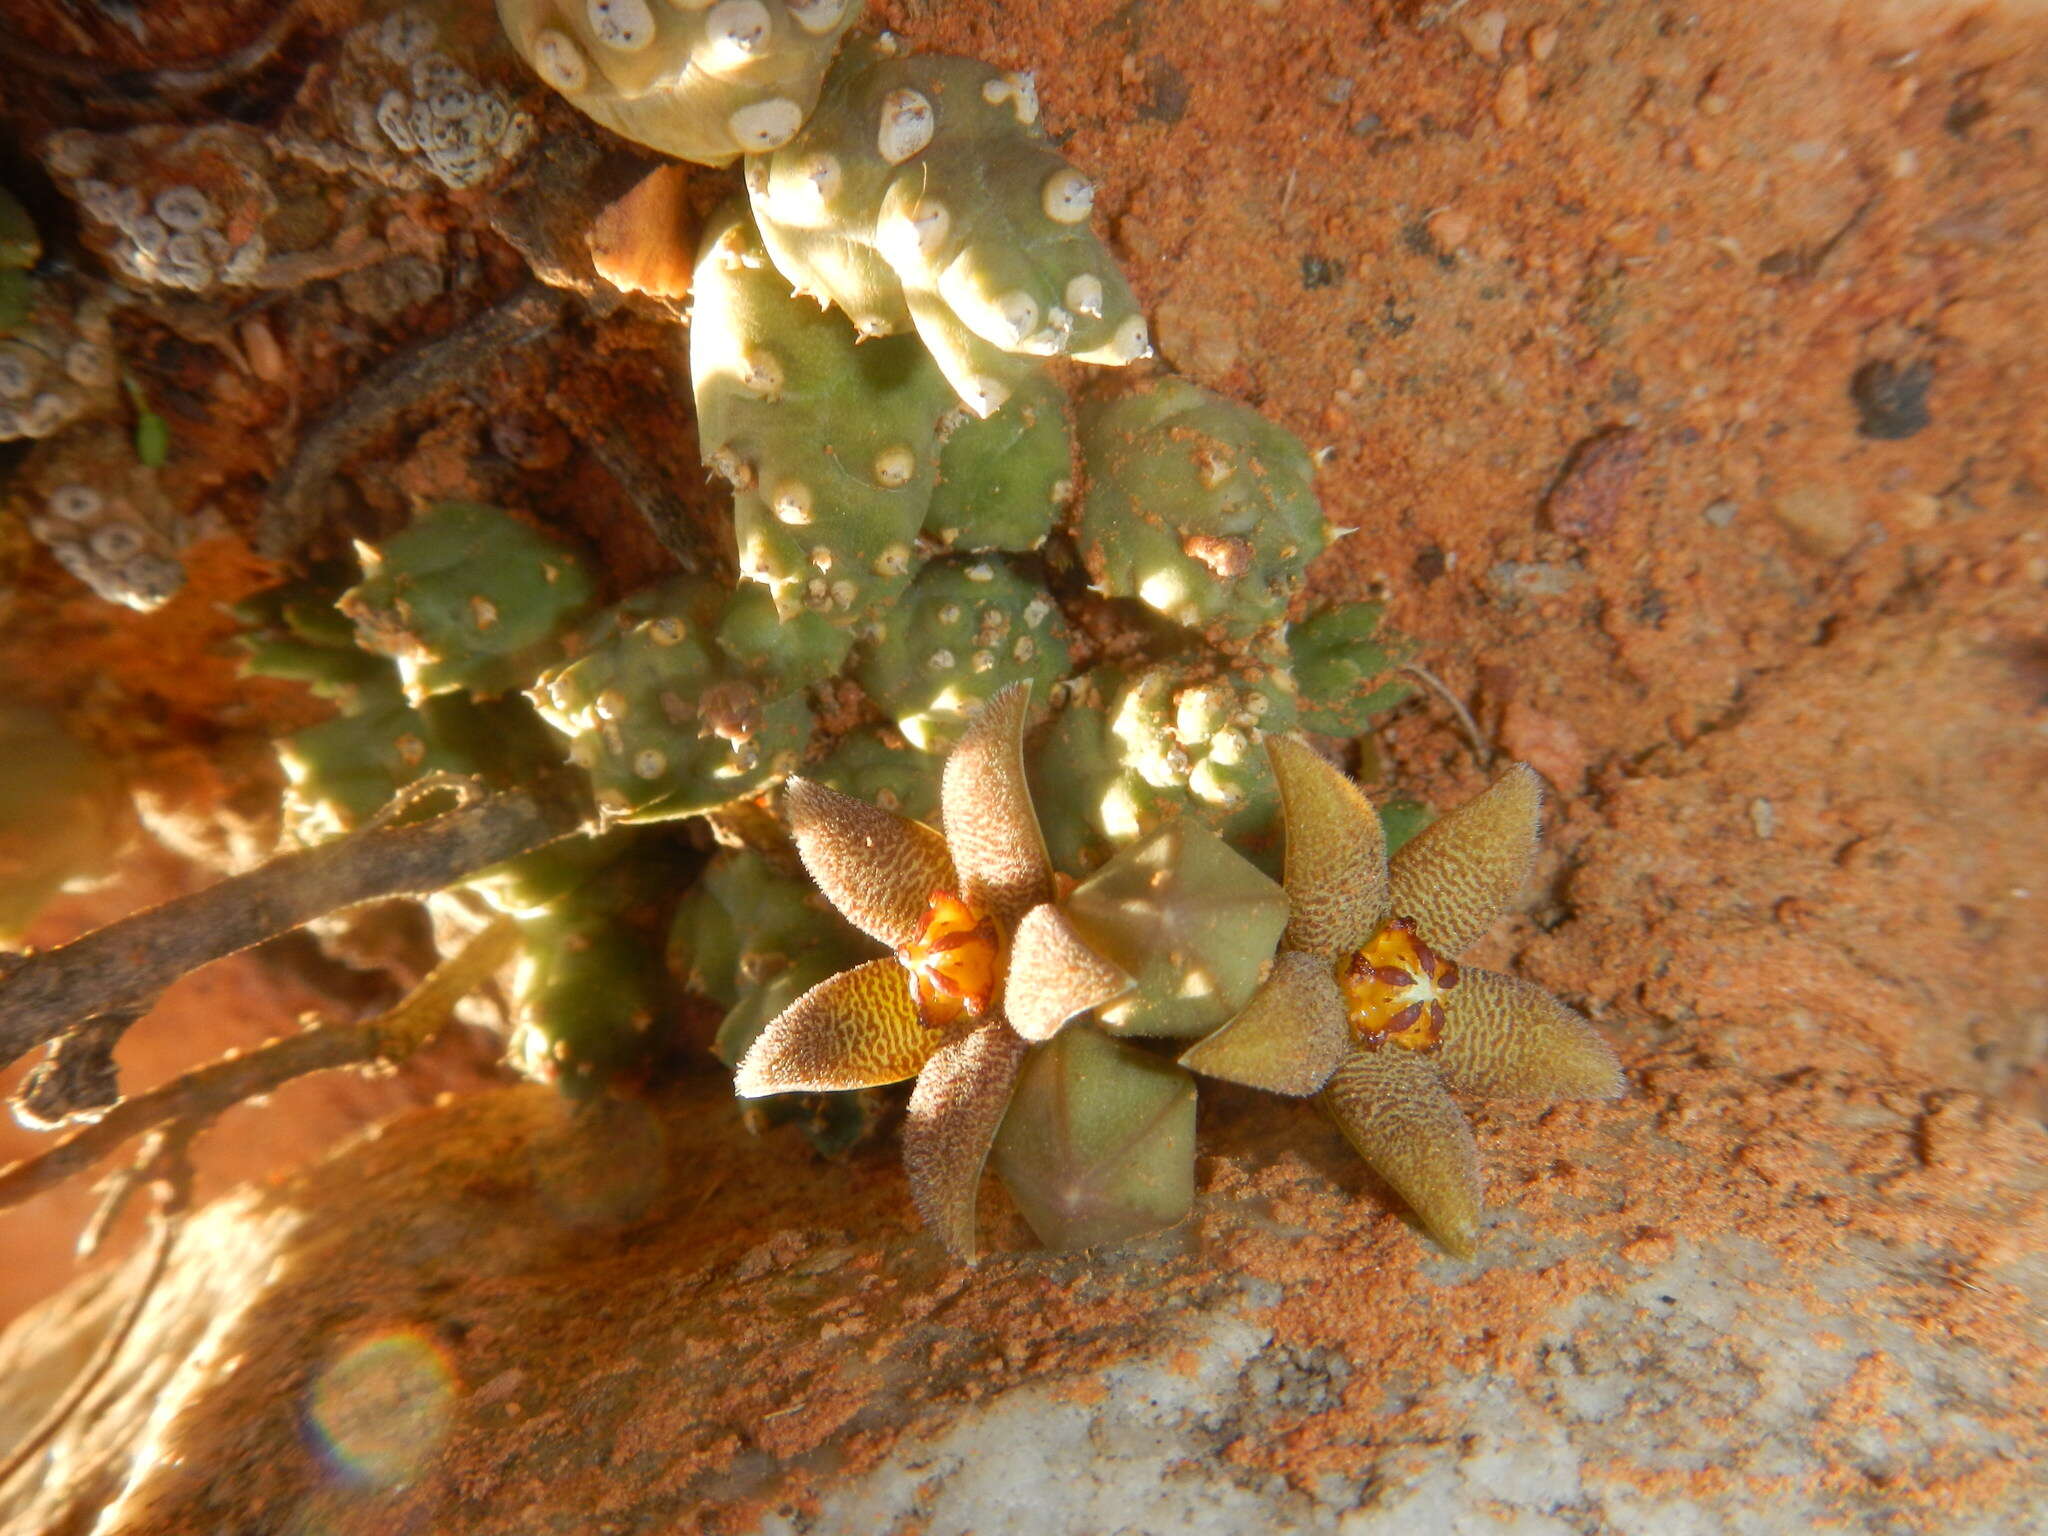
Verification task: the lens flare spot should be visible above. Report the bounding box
[306,1330,455,1488]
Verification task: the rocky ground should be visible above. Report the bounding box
[0,0,2044,1530]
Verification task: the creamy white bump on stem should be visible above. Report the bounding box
[729,98,803,151]
[981,70,1039,125]
[738,347,785,398]
[1111,313,1150,362]
[786,0,847,35]
[153,187,214,232]
[872,444,916,487]
[50,485,104,521]
[878,196,951,268]
[877,88,935,164]
[704,0,771,66]
[772,481,814,525]
[530,29,589,92]
[793,151,842,212]
[1042,168,1094,224]
[991,289,1041,346]
[586,0,655,51]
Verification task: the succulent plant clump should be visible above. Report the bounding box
[1076,375,1327,639]
[747,39,1150,415]
[498,0,859,166]
[1027,657,1297,877]
[925,364,1074,553]
[1179,738,1624,1258]
[0,273,117,446]
[278,7,534,193]
[691,200,951,628]
[806,725,941,825]
[43,124,279,294]
[529,577,813,824]
[239,577,560,846]
[851,556,1072,752]
[506,845,687,1096]
[340,501,599,702]
[15,422,184,612]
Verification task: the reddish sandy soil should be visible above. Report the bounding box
[0,0,2042,1486]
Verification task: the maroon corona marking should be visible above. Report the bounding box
[897,890,1000,1030]
[1336,916,1460,1051]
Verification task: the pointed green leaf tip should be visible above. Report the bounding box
[992,1025,1197,1252]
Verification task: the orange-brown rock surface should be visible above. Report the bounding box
[1,0,2045,1527]
[0,1070,2041,1533]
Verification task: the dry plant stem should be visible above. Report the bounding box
[258,283,568,557]
[0,918,520,1216]
[1398,662,1497,770]
[0,1131,193,1497]
[0,2,306,113]
[12,1011,133,1131]
[0,782,589,1073]
[564,402,705,571]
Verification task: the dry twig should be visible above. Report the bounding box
[0,781,587,1075]
[258,283,567,557]
[1398,662,1497,770]
[0,918,520,1216]
[0,2,306,114]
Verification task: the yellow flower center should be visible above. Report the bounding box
[898,890,1000,1030]
[1337,916,1459,1051]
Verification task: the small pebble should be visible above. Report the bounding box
[1428,208,1473,251]
[1528,22,1559,62]
[1494,63,1532,129]
[239,315,287,384]
[1702,498,1738,527]
[1460,8,1508,62]
[1749,799,1776,839]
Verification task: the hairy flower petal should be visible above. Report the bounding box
[904,1017,1029,1262]
[1178,950,1349,1096]
[1005,902,1132,1042]
[734,958,935,1095]
[1436,966,1624,1101]
[1267,735,1389,958]
[1387,762,1542,957]
[941,682,1054,931]
[785,777,954,949]
[1322,1046,1482,1259]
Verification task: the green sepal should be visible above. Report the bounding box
[1378,797,1433,859]
[992,1025,1197,1251]
[1063,821,1290,1039]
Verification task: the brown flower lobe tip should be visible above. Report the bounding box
[1339,916,1459,1052]
[898,889,1000,1029]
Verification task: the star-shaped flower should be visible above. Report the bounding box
[734,683,1131,1260]
[1180,737,1622,1258]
